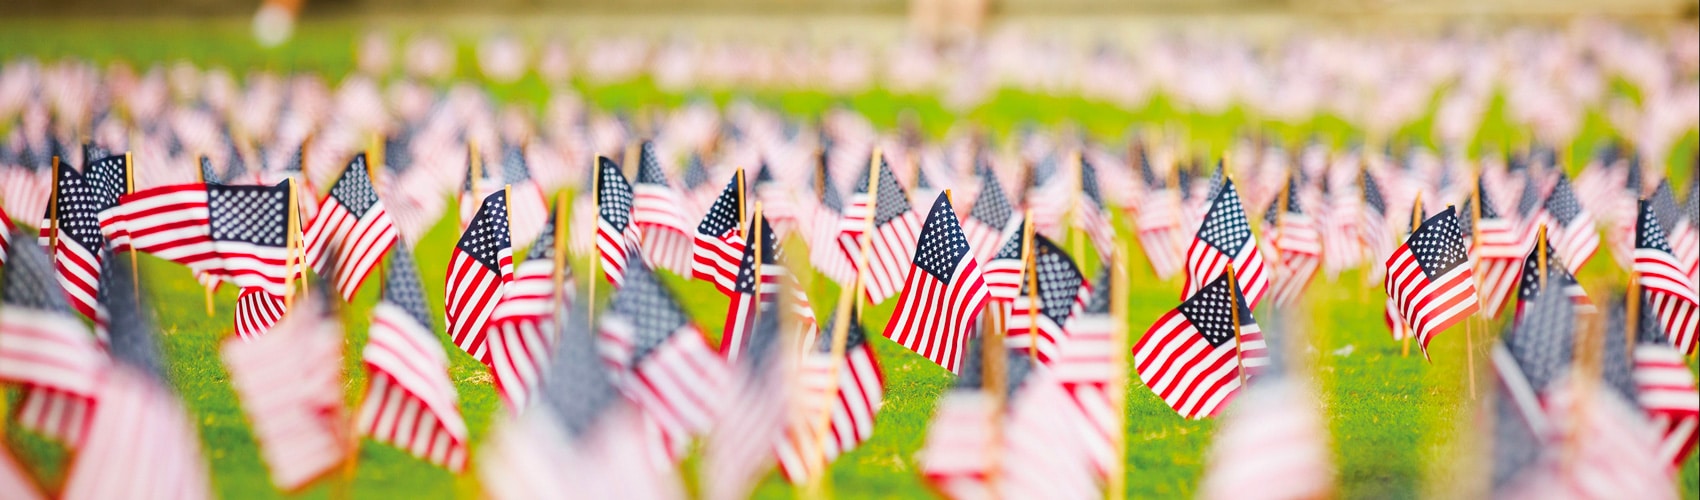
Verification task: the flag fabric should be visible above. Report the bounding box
[598,256,729,462]
[1134,270,1263,419]
[97,182,298,297]
[1319,183,1365,278]
[1136,187,1186,280]
[1541,174,1599,273]
[0,235,105,447]
[719,213,780,361]
[301,153,397,301]
[1263,177,1321,307]
[221,294,350,491]
[233,286,286,340]
[595,157,643,286]
[1074,159,1118,260]
[1197,342,1333,500]
[1674,183,1698,286]
[775,308,884,483]
[632,141,695,274]
[808,165,857,286]
[1054,270,1116,478]
[1489,276,1571,496]
[457,149,501,229]
[1539,378,1678,500]
[61,256,212,500]
[1183,179,1269,310]
[841,158,922,303]
[691,173,746,295]
[0,446,43,500]
[50,153,128,319]
[705,302,789,500]
[981,218,1030,303]
[1634,198,1699,355]
[882,193,988,374]
[497,142,551,250]
[0,204,12,266]
[962,166,1018,264]
[1631,315,1700,468]
[1358,170,1395,267]
[1384,206,1479,359]
[1513,233,1593,320]
[488,207,572,411]
[1470,177,1527,319]
[445,189,514,365]
[358,244,470,471]
[492,205,570,323]
[1003,235,1086,364]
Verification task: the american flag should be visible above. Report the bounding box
[1197,332,1333,500]
[457,148,501,229]
[1630,312,1700,468]
[1183,179,1269,310]
[445,189,513,365]
[598,256,728,462]
[720,213,781,360]
[1489,281,1570,496]
[1358,170,1394,267]
[492,201,571,323]
[1319,182,1365,278]
[883,193,988,374]
[1134,270,1262,419]
[808,157,858,286]
[632,141,695,274]
[840,157,921,304]
[1633,198,1699,355]
[0,235,105,447]
[1075,159,1118,260]
[0,204,12,266]
[1055,269,1116,478]
[1136,185,1186,281]
[1538,379,1677,500]
[488,208,572,411]
[920,340,1099,500]
[499,143,550,250]
[1469,177,1527,319]
[1540,174,1599,273]
[50,153,128,320]
[61,257,212,500]
[480,300,683,500]
[358,244,469,471]
[301,153,397,301]
[1647,181,1697,289]
[221,289,349,490]
[1513,232,1593,320]
[692,171,745,295]
[705,302,789,500]
[962,166,1018,264]
[775,308,884,483]
[233,286,286,340]
[1675,182,1698,286]
[595,156,643,286]
[1384,206,1479,359]
[982,218,1029,303]
[1004,235,1086,364]
[1263,176,1320,307]
[99,182,298,297]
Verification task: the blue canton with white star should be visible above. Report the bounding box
[457,190,512,271]
[913,193,969,282]
[208,182,290,247]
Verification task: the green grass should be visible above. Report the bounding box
[2,17,1697,499]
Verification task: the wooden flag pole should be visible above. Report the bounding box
[1106,252,1131,500]
[736,168,747,238]
[866,149,882,237]
[1227,266,1248,388]
[1626,271,1641,356]
[466,142,481,231]
[1402,191,1423,357]
[1021,208,1037,360]
[193,152,217,316]
[806,251,866,499]
[48,156,59,256]
[983,279,1008,500]
[125,152,141,298]
[1070,151,1086,272]
[552,191,569,306]
[1273,172,1290,292]
[283,178,300,309]
[1536,224,1550,285]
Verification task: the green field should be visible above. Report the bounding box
[2,18,1697,499]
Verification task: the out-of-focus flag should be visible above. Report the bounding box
[492,201,570,323]
[0,204,12,266]
[500,142,551,250]
[720,213,780,360]
[598,256,728,462]
[705,299,789,500]
[0,445,42,500]
[445,190,513,365]
[1136,181,1186,280]
[808,160,857,286]
[302,153,397,301]
[1384,207,1479,359]
[1135,270,1263,419]
[1513,232,1593,321]
[1538,174,1599,273]
[49,153,128,320]
[1634,198,1699,355]
[358,244,469,471]
[1489,279,1571,496]
[1358,170,1394,268]
[1182,179,1268,309]
[1468,176,1526,319]
[962,165,1017,264]
[97,181,299,298]
[692,171,745,295]
[480,300,683,500]
[61,255,211,500]
[1026,156,1071,239]
[632,141,695,274]
[1055,269,1115,478]
[1197,321,1333,500]
[1676,182,1698,286]
[233,286,287,340]
[486,204,571,409]
[840,156,921,304]
[1630,307,1700,468]
[0,235,105,447]
[1004,235,1086,364]
[221,291,349,491]
[982,218,1029,302]
[776,307,884,483]
[1075,159,1118,260]
[883,194,988,374]
[595,157,642,286]
[457,148,501,229]
[1263,176,1320,307]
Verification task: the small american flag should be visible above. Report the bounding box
[1645,181,1696,288]
[1135,270,1262,419]
[841,157,921,304]
[1469,177,1527,319]
[982,218,1029,303]
[632,141,695,274]
[1384,206,1479,359]
[492,201,571,323]
[720,213,781,361]
[0,235,105,447]
[359,244,469,471]
[1263,176,1320,307]
[1630,311,1700,468]
[1055,270,1116,478]
[221,289,349,490]
[50,153,128,320]
[488,206,571,411]
[595,156,643,286]
[1136,186,1186,281]
[301,153,397,301]
[883,193,988,374]
[233,286,286,340]
[962,166,1018,265]
[808,160,857,286]
[1540,174,1599,273]
[1075,159,1118,260]
[1489,277,1571,496]
[61,258,211,500]
[692,172,745,295]
[1674,182,1697,286]
[1183,179,1269,310]
[1004,235,1086,364]
[1359,170,1394,267]
[1197,330,1334,500]
[1634,198,1699,355]
[705,302,789,500]
[598,256,729,462]
[445,189,513,365]
[1513,233,1593,321]
[102,182,299,297]
[500,143,551,250]
[775,308,884,483]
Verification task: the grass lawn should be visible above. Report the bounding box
[1,17,1696,499]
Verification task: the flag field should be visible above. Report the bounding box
[1,18,1695,500]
